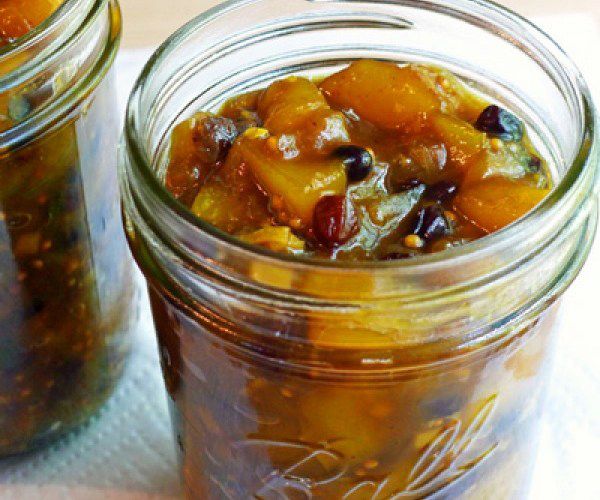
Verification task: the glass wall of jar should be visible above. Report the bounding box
[121,0,599,497]
[0,0,137,455]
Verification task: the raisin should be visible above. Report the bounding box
[426,181,458,202]
[192,114,239,163]
[413,205,451,241]
[335,146,373,182]
[475,105,523,142]
[313,195,358,247]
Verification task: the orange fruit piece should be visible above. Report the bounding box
[453,177,550,232]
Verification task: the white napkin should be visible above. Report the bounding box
[1,13,599,500]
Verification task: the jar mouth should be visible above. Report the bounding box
[0,0,122,149]
[0,0,75,58]
[124,0,598,276]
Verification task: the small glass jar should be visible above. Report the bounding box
[0,0,137,455]
[121,0,599,497]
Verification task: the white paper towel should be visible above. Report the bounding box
[1,13,599,500]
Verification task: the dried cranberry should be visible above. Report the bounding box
[426,181,458,202]
[475,105,523,142]
[313,195,358,247]
[335,146,373,182]
[413,205,451,241]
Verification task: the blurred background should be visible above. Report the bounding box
[120,0,599,47]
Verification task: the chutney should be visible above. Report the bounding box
[166,60,551,261]
[0,0,61,46]
[153,60,559,498]
[0,0,134,455]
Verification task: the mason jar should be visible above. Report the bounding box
[0,0,137,455]
[120,0,599,497]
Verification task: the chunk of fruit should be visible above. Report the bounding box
[298,388,392,463]
[428,113,488,171]
[220,90,261,117]
[463,147,534,186]
[412,65,488,122]
[334,170,424,260]
[0,0,61,45]
[320,60,440,132]
[453,178,550,232]
[308,319,397,347]
[191,147,272,234]
[237,131,347,225]
[388,142,451,188]
[238,226,305,254]
[259,76,328,119]
[191,182,270,234]
[258,77,350,155]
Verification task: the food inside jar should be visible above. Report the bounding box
[0,1,64,133]
[0,58,134,454]
[165,60,551,261]
[0,0,61,45]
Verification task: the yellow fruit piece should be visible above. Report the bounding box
[220,90,261,117]
[248,261,297,290]
[238,135,347,224]
[164,117,199,171]
[238,226,305,254]
[191,180,270,235]
[463,148,530,186]
[258,76,350,156]
[0,0,61,45]
[413,64,489,122]
[307,296,416,348]
[428,113,488,171]
[453,178,550,232]
[243,127,270,140]
[305,269,412,347]
[320,60,440,132]
[308,320,398,348]
[192,183,243,232]
[259,76,328,122]
[299,388,391,463]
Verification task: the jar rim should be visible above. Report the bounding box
[0,0,122,149]
[124,0,598,275]
[0,0,77,59]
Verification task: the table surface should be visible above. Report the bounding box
[119,0,600,47]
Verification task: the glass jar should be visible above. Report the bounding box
[0,0,136,455]
[120,0,599,497]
